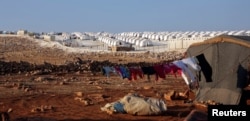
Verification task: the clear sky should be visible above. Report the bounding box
[0,0,249,33]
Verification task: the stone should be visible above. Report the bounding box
[143,86,153,90]
[7,108,12,113]
[74,92,83,97]
[96,86,103,89]
[24,88,29,92]
[35,77,44,82]
[59,82,65,85]
[164,90,176,101]
[74,97,82,101]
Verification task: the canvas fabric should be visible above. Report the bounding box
[186,35,250,104]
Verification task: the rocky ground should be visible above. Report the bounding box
[0,36,248,121]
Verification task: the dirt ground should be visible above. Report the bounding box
[0,72,193,121]
[0,36,248,121]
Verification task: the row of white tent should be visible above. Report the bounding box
[117,30,250,41]
[117,32,213,41]
[71,32,94,40]
[115,36,153,47]
[97,36,130,47]
[97,35,153,47]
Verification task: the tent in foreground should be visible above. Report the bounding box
[186,35,250,105]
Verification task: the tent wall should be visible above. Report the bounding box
[186,35,250,105]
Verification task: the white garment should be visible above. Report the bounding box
[181,57,201,71]
[181,71,189,85]
[172,60,196,85]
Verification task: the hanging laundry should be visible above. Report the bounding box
[172,60,197,87]
[128,66,144,81]
[119,66,127,78]
[181,57,201,71]
[196,54,213,82]
[141,66,156,75]
[181,57,201,89]
[141,66,156,82]
[103,66,116,78]
[153,64,166,81]
[120,66,131,79]
[163,63,182,78]
[114,66,122,77]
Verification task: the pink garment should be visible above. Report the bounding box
[163,63,182,78]
[153,64,166,81]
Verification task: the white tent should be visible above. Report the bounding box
[139,39,153,47]
[135,39,142,46]
[131,38,138,44]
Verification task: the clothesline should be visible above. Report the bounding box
[102,56,201,89]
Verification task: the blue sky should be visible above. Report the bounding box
[0,0,249,33]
